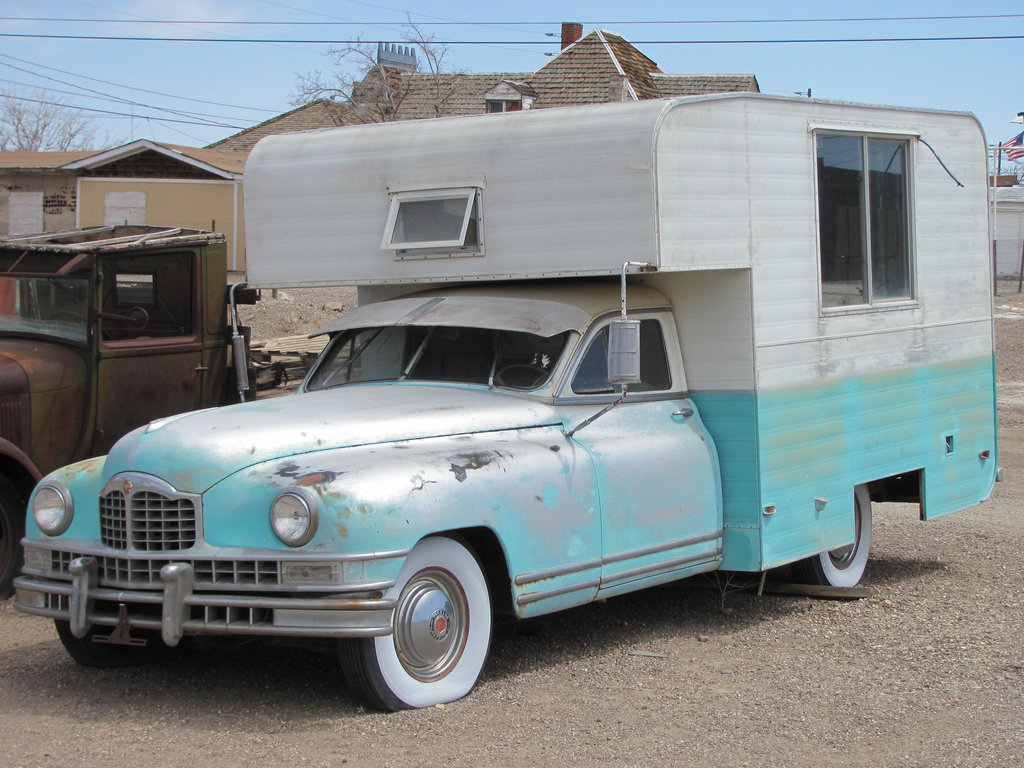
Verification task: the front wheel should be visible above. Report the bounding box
[796,485,872,588]
[338,536,492,711]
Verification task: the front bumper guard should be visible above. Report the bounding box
[15,556,396,645]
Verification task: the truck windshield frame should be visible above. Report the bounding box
[0,275,90,344]
[305,325,570,392]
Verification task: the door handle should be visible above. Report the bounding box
[194,365,210,373]
[672,407,693,419]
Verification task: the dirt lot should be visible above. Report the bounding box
[0,288,1022,767]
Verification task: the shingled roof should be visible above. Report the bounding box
[208,100,358,151]
[208,27,759,149]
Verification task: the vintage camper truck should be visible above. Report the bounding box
[14,94,998,711]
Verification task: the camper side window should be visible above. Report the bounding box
[382,188,482,258]
[816,133,912,308]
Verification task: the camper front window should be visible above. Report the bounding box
[816,133,911,308]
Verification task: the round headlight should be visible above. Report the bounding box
[33,484,73,536]
[270,490,318,547]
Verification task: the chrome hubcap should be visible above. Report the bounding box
[393,569,466,680]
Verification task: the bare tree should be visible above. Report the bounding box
[292,21,460,123]
[0,89,101,151]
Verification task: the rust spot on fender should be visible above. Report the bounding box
[296,471,338,486]
[448,451,496,482]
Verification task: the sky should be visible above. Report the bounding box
[1,0,1022,155]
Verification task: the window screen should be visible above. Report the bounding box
[382,188,480,251]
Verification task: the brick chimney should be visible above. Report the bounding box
[561,22,583,50]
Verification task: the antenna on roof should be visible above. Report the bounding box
[377,42,418,71]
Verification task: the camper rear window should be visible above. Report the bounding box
[382,188,481,254]
[816,133,912,309]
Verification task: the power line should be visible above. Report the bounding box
[1,33,1021,44]
[0,61,267,127]
[2,93,246,129]
[0,53,278,115]
[1,13,1023,25]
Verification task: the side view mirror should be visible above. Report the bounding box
[607,319,641,385]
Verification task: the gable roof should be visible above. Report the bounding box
[209,27,759,147]
[63,139,247,177]
[208,100,357,151]
[0,150,96,170]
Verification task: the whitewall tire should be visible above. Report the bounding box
[798,485,872,588]
[339,536,492,711]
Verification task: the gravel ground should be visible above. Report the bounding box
[0,287,1022,767]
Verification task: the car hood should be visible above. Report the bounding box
[103,383,563,493]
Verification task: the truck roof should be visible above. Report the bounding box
[314,281,672,338]
[0,226,225,276]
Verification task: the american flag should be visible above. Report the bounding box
[1002,131,1024,162]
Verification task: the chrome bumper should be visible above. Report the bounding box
[14,556,396,645]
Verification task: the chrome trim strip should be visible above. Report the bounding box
[603,531,721,565]
[22,540,411,563]
[600,547,722,586]
[513,557,602,586]
[515,578,601,606]
[514,531,722,587]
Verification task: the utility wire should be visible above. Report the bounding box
[0,61,265,126]
[0,53,278,114]
[2,13,1022,25]
[1,33,1021,44]
[2,93,245,129]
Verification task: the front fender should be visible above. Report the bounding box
[202,426,603,609]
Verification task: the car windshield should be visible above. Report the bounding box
[0,276,89,343]
[305,325,571,392]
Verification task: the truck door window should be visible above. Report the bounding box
[571,319,671,394]
[101,252,194,340]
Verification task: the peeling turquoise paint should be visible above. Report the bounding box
[693,355,997,571]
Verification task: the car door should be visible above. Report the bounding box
[556,312,723,597]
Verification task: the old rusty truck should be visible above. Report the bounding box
[13,95,998,711]
[0,226,253,597]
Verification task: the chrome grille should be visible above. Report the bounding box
[99,487,196,551]
[100,491,128,548]
[130,491,196,550]
[51,550,282,587]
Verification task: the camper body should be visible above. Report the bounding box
[14,95,997,710]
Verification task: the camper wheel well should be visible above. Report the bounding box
[866,470,923,514]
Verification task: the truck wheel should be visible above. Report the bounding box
[338,536,492,711]
[797,485,872,588]
[0,475,25,600]
[54,620,176,667]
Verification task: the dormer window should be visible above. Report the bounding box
[487,100,522,113]
[484,81,536,114]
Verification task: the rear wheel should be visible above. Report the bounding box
[54,620,176,667]
[0,475,25,600]
[797,485,872,588]
[339,536,491,711]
